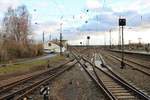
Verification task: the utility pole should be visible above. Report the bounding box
[104,33,105,47]
[60,23,63,55]
[104,32,106,48]
[129,40,132,50]
[43,32,45,43]
[138,37,142,44]
[49,34,51,41]
[96,15,99,32]
[109,29,112,49]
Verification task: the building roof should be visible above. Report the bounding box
[48,40,67,47]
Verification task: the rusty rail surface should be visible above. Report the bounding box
[71,49,150,100]
[0,59,76,100]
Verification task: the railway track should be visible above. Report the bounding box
[102,52,150,76]
[0,59,76,100]
[107,50,150,69]
[72,51,150,100]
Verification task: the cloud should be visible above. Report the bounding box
[0,0,20,12]
[110,0,150,13]
[33,1,49,8]
[86,0,101,9]
[0,0,20,24]
[32,21,59,35]
[78,11,117,32]
[78,9,150,33]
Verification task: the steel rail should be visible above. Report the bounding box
[0,59,76,100]
[15,61,77,100]
[71,52,116,100]
[0,59,74,94]
[106,53,150,76]
[97,53,150,100]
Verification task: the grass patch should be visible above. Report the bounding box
[0,55,65,75]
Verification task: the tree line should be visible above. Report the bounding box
[0,5,43,62]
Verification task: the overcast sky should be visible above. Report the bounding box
[0,0,150,45]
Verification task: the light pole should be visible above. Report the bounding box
[60,23,63,55]
[104,32,106,48]
[119,18,126,69]
[138,37,142,44]
[43,32,45,44]
[129,40,132,50]
[49,34,51,41]
[109,29,112,49]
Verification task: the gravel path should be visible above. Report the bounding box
[49,63,106,100]
[32,62,107,100]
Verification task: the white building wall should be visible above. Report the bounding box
[44,42,66,53]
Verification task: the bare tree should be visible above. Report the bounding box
[3,5,31,43]
[0,5,43,61]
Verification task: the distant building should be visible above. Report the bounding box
[43,40,67,53]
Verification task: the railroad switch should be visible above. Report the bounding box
[101,63,106,67]
[84,64,88,68]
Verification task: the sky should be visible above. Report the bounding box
[0,0,150,45]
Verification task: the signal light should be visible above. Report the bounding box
[119,18,126,26]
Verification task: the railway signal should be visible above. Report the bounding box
[80,42,82,45]
[119,18,126,69]
[87,36,90,46]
